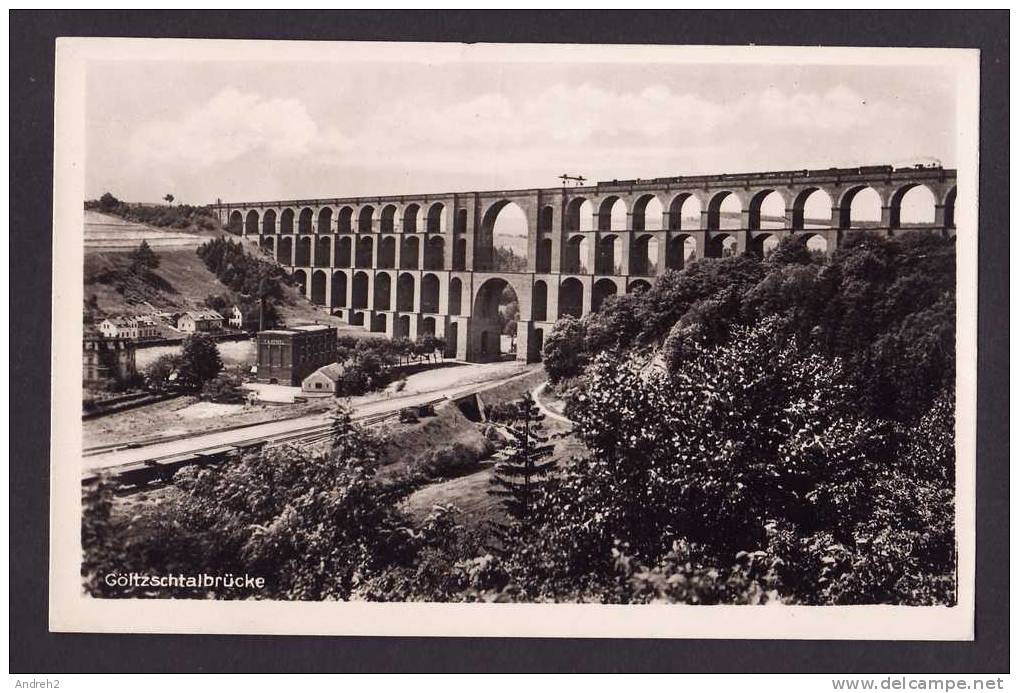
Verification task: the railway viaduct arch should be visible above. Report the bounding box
[214,164,957,363]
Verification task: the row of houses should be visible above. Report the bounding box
[97,307,259,340]
[97,315,162,340]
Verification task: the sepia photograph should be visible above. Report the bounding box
[45,35,979,641]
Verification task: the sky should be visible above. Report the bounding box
[84,48,958,206]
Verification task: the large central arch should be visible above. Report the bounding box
[470,276,527,362]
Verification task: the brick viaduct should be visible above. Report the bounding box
[212,164,957,363]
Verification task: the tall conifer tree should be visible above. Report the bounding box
[487,392,557,523]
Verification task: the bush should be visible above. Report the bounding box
[412,442,484,479]
[200,373,245,403]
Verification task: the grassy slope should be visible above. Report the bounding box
[377,402,491,477]
[398,368,584,528]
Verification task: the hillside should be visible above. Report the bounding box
[83,212,363,332]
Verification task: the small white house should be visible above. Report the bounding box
[301,362,345,394]
[177,309,224,333]
[228,305,245,329]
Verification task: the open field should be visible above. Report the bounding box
[83,210,218,250]
[82,394,334,449]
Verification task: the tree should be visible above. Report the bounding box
[487,392,557,523]
[129,240,160,273]
[177,333,223,391]
[414,334,441,363]
[98,192,120,212]
[164,193,175,206]
[143,353,183,391]
[541,315,587,383]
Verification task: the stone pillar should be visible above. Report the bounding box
[550,199,564,273]
[324,272,333,308]
[655,231,668,275]
[412,274,422,313]
[546,280,561,321]
[583,233,596,275]
[830,205,842,229]
[437,273,449,315]
[515,321,531,363]
[391,236,402,270]
[735,230,749,255]
[365,272,376,311]
[525,193,539,273]
[824,229,840,253]
[880,205,893,231]
[581,276,593,316]
[455,318,469,360]
[619,232,632,276]
[463,197,478,271]
[690,230,707,260]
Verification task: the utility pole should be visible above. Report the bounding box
[558,173,587,188]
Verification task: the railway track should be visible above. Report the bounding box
[82,397,445,488]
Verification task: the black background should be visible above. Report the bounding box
[10,10,1009,673]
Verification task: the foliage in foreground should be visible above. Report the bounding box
[84,234,957,605]
[500,320,955,605]
[83,409,469,599]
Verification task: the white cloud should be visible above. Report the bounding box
[128,88,320,168]
[117,81,923,198]
[320,83,916,167]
